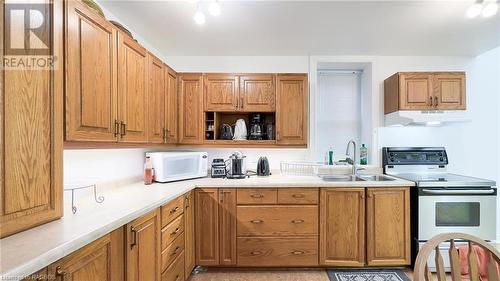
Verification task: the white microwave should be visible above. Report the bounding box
[146,152,208,183]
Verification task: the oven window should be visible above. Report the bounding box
[435,202,480,227]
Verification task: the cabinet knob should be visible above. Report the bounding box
[434,96,438,107]
[360,194,365,199]
[429,96,433,106]
[170,206,179,214]
[130,226,137,249]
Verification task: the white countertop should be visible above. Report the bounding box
[0,174,413,280]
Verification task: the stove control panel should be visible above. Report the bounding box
[383,147,448,166]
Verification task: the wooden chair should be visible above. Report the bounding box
[414,233,500,281]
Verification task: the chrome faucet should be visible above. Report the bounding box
[345,140,357,175]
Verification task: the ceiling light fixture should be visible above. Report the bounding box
[209,0,221,16]
[481,0,499,17]
[193,3,206,25]
[466,0,484,18]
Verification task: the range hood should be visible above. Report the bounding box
[385,110,471,126]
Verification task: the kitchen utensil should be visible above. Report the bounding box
[226,151,248,179]
[257,157,270,176]
[211,158,226,178]
[233,119,247,140]
[220,123,233,140]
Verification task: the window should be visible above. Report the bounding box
[316,71,362,163]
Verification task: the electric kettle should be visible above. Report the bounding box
[257,157,270,176]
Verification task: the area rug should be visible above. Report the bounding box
[327,269,411,281]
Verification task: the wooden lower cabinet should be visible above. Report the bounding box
[366,187,411,266]
[48,228,124,281]
[195,188,220,265]
[219,189,237,266]
[320,188,365,267]
[194,188,237,266]
[126,209,161,281]
[184,191,195,276]
[237,237,318,267]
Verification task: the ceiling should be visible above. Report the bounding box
[98,0,500,56]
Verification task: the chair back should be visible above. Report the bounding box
[414,233,500,281]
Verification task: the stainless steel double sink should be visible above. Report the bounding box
[318,174,396,182]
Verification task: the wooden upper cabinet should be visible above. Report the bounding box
[65,0,118,142]
[366,187,410,266]
[195,188,220,266]
[240,74,275,112]
[165,67,178,144]
[117,33,148,143]
[147,53,166,144]
[48,228,124,281]
[1,0,63,238]
[204,74,239,111]
[184,191,196,277]
[126,209,161,281]
[399,73,433,110]
[433,73,466,110]
[219,189,237,266]
[384,72,466,113]
[276,74,308,146]
[178,73,203,144]
[320,188,365,267]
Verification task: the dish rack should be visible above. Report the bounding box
[280,161,322,176]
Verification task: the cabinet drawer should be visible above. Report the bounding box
[237,206,318,236]
[237,237,318,267]
[237,189,277,205]
[161,234,185,272]
[161,252,185,281]
[277,188,318,204]
[161,196,185,227]
[161,215,184,249]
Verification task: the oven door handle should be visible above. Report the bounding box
[421,189,496,195]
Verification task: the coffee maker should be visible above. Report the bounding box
[248,113,264,140]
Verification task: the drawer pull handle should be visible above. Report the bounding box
[291,250,305,255]
[171,228,180,235]
[292,194,305,198]
[175,274,180,281]
[250,194,264,198]
[171,246,181,255]
[250,251,262,255]
[55,266,67,280]
[250,219,264,224]
[291,219,304,224]
[170,206,180,214]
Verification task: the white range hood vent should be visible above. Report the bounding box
[385,110,471,127]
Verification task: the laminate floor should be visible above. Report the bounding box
[188,268,418,281]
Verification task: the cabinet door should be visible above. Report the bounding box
[320,188,365,267]
[127,209,161,281]
[204,74,239,111]
[165,67,178,144]
[117,33,148,143]
[366,187,410,266]
[147,53,165,144]
[1,0,63,238]
[49,228,124,281]
[399,73,433,110]
[65,0,118,142]
[276,74,308,145]
[184,191,195,277]
[433,73,466,110]
[219,189,237,266]
[178,74,203,144]
[240,74,275,112]
[195,188,220,266]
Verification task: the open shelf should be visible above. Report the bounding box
[204,111,276,143]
